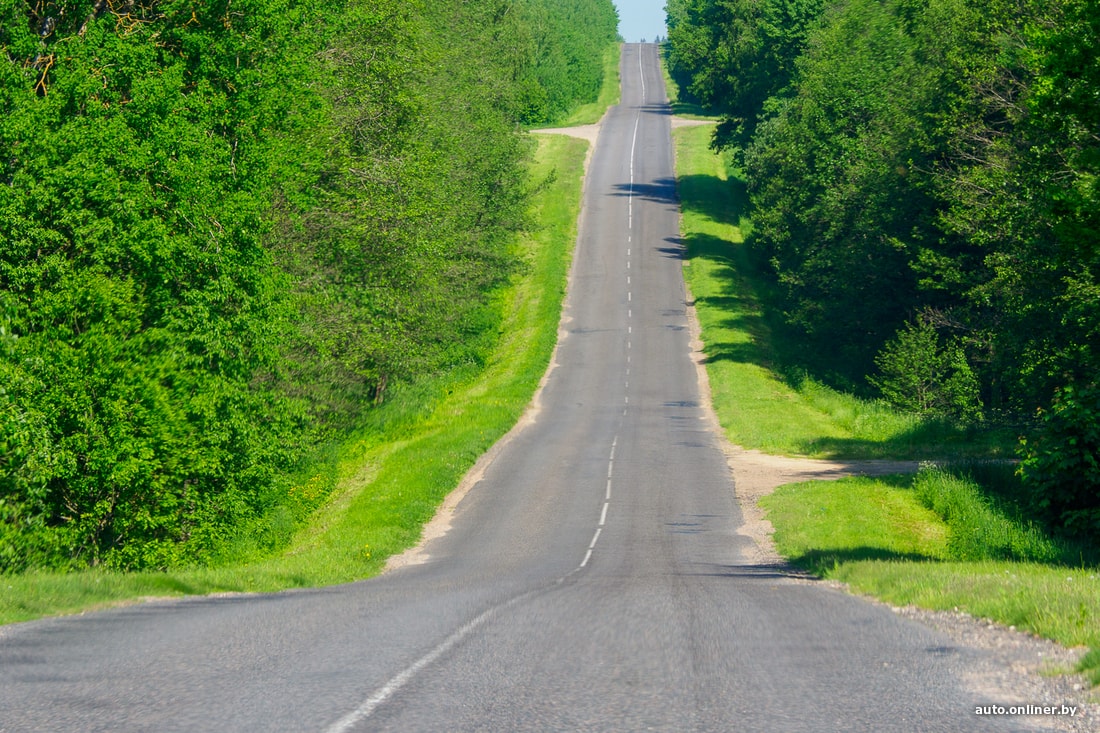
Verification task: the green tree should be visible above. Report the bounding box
[665,0,827,148]
[1,0,620,572]
[1019,383,1100,540]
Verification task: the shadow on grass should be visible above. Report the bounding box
[678,173,749,230]
[669,100,715,117]
[144,575,206,596]
[677,168,1019,461]
[798,427,1016,461]
[790,547,943,576]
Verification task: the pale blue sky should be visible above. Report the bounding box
[613,0,668,43]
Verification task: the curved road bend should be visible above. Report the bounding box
[0,44,1053,733]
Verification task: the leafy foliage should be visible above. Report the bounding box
[870,320,981,422]
[508,0,621,125]
[0,0,619,571]
[665,0,828,147]
[666,0,1099,528]
[1019,384,1100,540]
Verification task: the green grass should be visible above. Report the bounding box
[911,463,1070,564]
[562,42,622,126]
[0,134,590,626]
[760,473,1100,683]
[670,110,1100,687]
[674,123,1014,459]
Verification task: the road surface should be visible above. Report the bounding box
[0,44,1053,733]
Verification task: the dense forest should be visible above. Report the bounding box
[666,0,1099,539]
[0,0,618,572]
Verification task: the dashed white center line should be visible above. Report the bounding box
[576,50,647,579]
[326,48,660,733]
[627,116,640,230]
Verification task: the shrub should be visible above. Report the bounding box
[1019,383,1100,540]
[869,319,982,422]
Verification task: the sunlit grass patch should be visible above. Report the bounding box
[673,123,1013,459]
[0,134,590,626]
[761,472,1100,683]
[761,476,949,574]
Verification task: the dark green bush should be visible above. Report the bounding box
[869,319,982,423]
[1019,383,1100,540]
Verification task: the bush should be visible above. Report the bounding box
[869,319,982,422]
[1019,383,1100,540]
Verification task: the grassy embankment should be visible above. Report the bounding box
[673,122,1100,685]
[0,131,590,626]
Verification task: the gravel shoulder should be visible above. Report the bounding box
[685,291,1099,731]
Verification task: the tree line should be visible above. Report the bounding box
[666,0,1099,539]
[0,0,619,572]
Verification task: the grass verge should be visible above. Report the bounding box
[0,134,589,626]
[672,96,1100,687]
[674,123,1013,460]
[760,472,1100,684]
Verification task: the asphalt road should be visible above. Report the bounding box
[0,44,1055,732]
